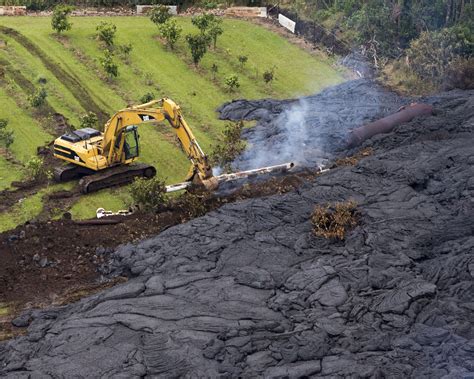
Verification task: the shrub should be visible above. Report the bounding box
[407,26,474,84]
[442,57,474,90]
[210,63,218,80]
[207,17,223,49]
[191,13,215,34]
[209,121,245,173]
[311,200,358,240]
[238,55,248,69]
[99,50,118,78]
[186,34,209,66]
[263,68,275,85]
[117,43,133,61]
[36,75,47,84]
[29,87,47,107]
[140,92,155,103]
[202,1,218,10]
[158,19,182,50]
[177,191,210,218]
[79,112,98,129]
[0,119,14,149]
[224,74,240,92]
[150,5,171,26]
[129,176,166,211]
[96,21,117,48]
[51,5,73,35]
[24,156,51,181]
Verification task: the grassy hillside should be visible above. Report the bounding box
[0,16,345,228]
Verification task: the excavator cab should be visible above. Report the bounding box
[123,125,139,160]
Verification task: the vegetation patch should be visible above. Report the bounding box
[333,147,373,167]
[311,200,358,240]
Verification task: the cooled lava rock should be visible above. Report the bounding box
[0,84,473,378]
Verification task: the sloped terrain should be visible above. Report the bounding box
[0,16,344,225]
[0,86,473,378]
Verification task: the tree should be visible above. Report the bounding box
[158,19,182,50]
[28,87,47,107]
[0,119,14,149]
[96,21,117,48]
[99,50,118,78]
[80,112,98,129]
[150,5,171,26]
[211,63,218,80]
[191,13,215,34]
[225,74,240,92]
[140,92,155,103]
[186,34,209,66]
[24,156,51,181]
[129,176,166,211]
[208,17,224,49]
[238,55,248,69]
[407,26,473,83]
[51,5,73,35]
[263,68,275,85]
[210,121,245,173]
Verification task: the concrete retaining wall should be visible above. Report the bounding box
[224,7,267,18]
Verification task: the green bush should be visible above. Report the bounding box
[238,55,248,69]
[158,19,182,50]
[263,68,275,85]
[140,92,155,104]
[207,16,223,48]
[191,13,215,34]
[407,26,473,83]
[129,176,166,211]
[51,5,73,35]
[99,50,118,78]
[224,74,240,92]
[96,21,117,48]
[28,87,47,107]
[0,119,14,149]
[186,34,209,66]
[24,156,51,181]
[80,112,98,129]
[150,5,171,26]
[210,63,218,80]
[210,121,245,173]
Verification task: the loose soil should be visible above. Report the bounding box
[0,168,318,338]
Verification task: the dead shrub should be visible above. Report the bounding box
[442,57,474,90]
[175,191,212,219]
[334,148,373,167]
[311,200,358,240]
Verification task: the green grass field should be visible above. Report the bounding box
[0,15,345,229]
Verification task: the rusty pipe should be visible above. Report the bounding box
[345,103,434,148]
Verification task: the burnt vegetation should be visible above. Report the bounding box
[311,200,358,240]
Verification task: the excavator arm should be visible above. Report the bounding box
[102,98,213,183]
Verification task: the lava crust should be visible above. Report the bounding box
[0,84,473,378]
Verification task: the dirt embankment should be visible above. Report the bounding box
[0,82,472,377]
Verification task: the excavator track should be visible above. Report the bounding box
[78,163,156,194]
[54,164,95,182]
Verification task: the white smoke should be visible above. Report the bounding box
[235,98,330,170]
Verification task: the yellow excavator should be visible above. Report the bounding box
[53,98,216,193]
